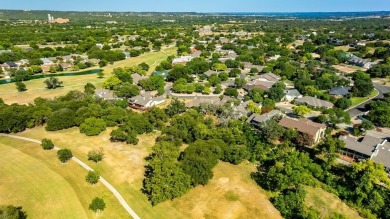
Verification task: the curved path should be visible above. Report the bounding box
[0,134,141,219]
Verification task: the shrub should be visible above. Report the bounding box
[87,148,104,163]
[46,108,76,131]
[41,138,54,150]
[85,171,100,184]
[89,197,106,212]
[57,149,73,163]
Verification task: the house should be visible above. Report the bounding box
[203,70,219,78]
[283,89,303,102]
[151,71,169,80]
[267,55,281,62]
[278,117,326,144]
[129,92,165,109]
[246,110,282,127]
[95,89,120,100]
[185,96,221,108]
[123,52,131,59]
[329,86,351,97]
[59,63,73,70]
[339,131,390,173]
[172,56,193,65]
[347,55,373,69]
[255,72,281,83]
[244,73,281,92]
[131,73,148,85]
[40,58,54,65]
[295,96,334,109]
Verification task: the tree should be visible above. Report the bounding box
[218,72,229,81]
[212,63,227,71]
[361,120,375,130]
[102,76,122,90]
[41,138,54,150]
[112,67,133,83]
[57,149,73,163]
[247,101,261,114]
[97,71,105,78]
[44,77,63,89]
[229,68,241,77]
[99,60,108,67]
[246,88,264,103]
[139,75,165,91]
[295,132,314,147]
[352,71,374,97]
[272,186,307,219]
[234,78,246,88]
[46,108,76,131]
[113,82,140,98]
[293,105,311,117]
[13,70,30,82]
[80,117,107,136]
[318,137,345,163]
[85,171,100,184]
[165,99,186,117]
[15,82,26,92]
[89,197,106,213]
[335,97,352,109]
[0,205,26,219]
[84,83,96,95]
[268,82,285,102]
[213,84,222,94]
[87,148,104,163]
[258,119,284,143]
[224,88,238,98]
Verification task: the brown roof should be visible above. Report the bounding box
[278,117,326,137]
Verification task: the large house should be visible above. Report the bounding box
[95,89,121,100]
[172,56,193,65]
[329,86,351,97]
[129,92,165,110]
[339,131,390,173]
[282,89,303,102]
[278,117,327,144]
[295,96,334,109]
[244,73,281,92]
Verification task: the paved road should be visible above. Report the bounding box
[0,134,140,219]
[347,83,390,117]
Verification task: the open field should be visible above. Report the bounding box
[0,46,176,105]
[350,89,379,107]
[0,136,130,219]
[305,186,362,219]
[14,126,282,219]
[333,64,365,74]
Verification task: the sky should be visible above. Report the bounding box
[3,0,390,13]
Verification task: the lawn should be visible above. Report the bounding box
[0,46,176,105]
[14,126,282,219]
[350,89,379,108]
[305,186,363,219]
[0,137,130,219]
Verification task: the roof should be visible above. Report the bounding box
[131,73,148,84]
[285,89,302,97]
[244,80,275,91]
[185,96,220,108]
[329,86,350,96]
[5,61,17,67]
[151,71,168,79]
[204,70,218,78]
[95,89,117,100]
[295,96,334,109]
[278,117,326,137]
[371,141,390,169]
[258,73,281,82]
[129,92,165,107]
[247,110,281,125]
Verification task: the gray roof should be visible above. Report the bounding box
[258,73,281,82]
[295,96,334,109]
[204,70,218,78]
[339,134,383,157]
[329,86,350,96]
[95,89,117,100]
[371,141,390,169]
[131,73,148,85]
[284,89,302,97]
[185,96,220,108]
[247,110,281,125]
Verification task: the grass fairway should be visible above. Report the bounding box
[305,187,362,219]
[0,46,176,105]
[0,137,130,219]
[15,127,282,219]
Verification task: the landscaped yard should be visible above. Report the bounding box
[305,186,362,219]
[0,137,130,219]
[12,126,282,219]
[0,46,176,105]
[350,89,379,108]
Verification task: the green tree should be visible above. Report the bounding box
[80,117,107,136]
[46,108,76,131]
[224,88,238,98]
[41,138,54,150]
[84,83,96,95]
[165,99,186,117]
[293,105,311,117]
[113,82,140,98]
[85,171,100,184]
[44,77,63,89]
[15,81,27,92]
[361,120,375,130]
[212,63,227,71]
[102,76,122,90]
[335,98,352,109]
[97,71,105,78]
[89,197,106,213]
[352,71,374,97]
[57,149,73,163]
[0,205,26,219]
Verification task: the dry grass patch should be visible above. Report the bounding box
[305,186,362,219]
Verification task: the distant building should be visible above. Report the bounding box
[95,89,121,100]
[295,96,334,109]
[172,56,193,65]
[129,92,165,110]
[246,110,282,127]
[278,117,326,144]
[283,89,303,102]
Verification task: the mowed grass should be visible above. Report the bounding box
[0,46,176,105]
[0,136,130,219]
[350,89,379,108]
[0,143,87,219]
[305,186,363,219]
[15,127,282,219]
